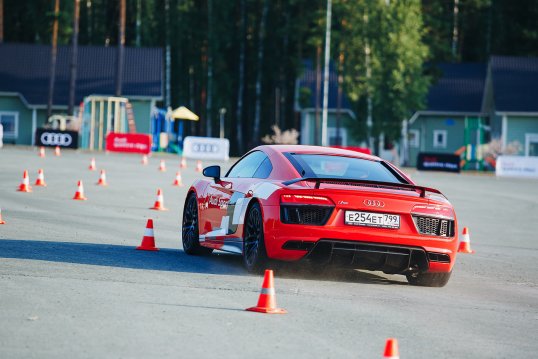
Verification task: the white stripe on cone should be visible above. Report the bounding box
[260,288,276,295]
[144,228,154,237]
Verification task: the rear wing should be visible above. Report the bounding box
[282,177,444,198]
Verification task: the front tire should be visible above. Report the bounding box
[242,202,268,273]
[406,271,452,287]
[182,193,213,255]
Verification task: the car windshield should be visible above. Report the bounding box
[289,153,403,183]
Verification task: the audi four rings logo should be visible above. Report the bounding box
[40,132,73,146]
[192,143,220,153]
[363,199,385,207]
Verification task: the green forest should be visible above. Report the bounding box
[1,0,537,153]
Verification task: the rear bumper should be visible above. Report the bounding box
[302,239,451,274]
[262,205,457,273]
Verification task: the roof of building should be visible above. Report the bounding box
[426,63,486,113]
[0,43,162,106]
[297,59,352,111]
[490,55,538,112]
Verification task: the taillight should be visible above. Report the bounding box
[411,205,454,220]
[280,194,334,206]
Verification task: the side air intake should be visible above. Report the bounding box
[412,216,455,237]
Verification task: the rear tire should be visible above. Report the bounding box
[182,193,213,255]
[242,202,268,273]
[406,271,452,287]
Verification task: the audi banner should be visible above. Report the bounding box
[105,133,152,154]
[183,136,230,161]
[35,128,79,149]
[496,155,538,178]
[417,152,460,173]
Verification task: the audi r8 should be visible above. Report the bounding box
[182,145,458,287]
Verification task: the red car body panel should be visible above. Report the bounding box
[187,145,458,275]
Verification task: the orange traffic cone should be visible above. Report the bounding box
[89,158,96,170]
[38,146,46,158]
[150,188,167,210]
[195,160,203,172]
[142,155,148,165]
[180,157,187,168]
[159,159,167,172]
[54,146,61,156]
[246,270,287,314]
[97,170,108,186]
[17,170,32,192]
[35,169,47,187]
[137,218,159,251]
[0,208,6,224]
[383,338,399,359]
[73,180,87,200]
[172,171,183,186]
[458,227,475,253]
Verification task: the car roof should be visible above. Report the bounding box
[253,145,381,161]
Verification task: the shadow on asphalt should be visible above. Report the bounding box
[0,239,245,275]
[141,302,247,312]
[273,262,407,285]
[0,239,405,285]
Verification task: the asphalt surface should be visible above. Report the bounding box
[0,146,537,358]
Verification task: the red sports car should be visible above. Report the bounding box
[182,145,458,287]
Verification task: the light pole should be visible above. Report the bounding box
[364,12,373,153]
[321,0,332,147]
[219,108,226,139]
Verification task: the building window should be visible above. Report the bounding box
[433,130,447,148]
[0,112,19,139]
[328,127,348,146]
[408,129,419,148]
[525,133,538,157]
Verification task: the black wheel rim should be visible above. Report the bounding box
[182,196,198,249]
[244,207,262,267]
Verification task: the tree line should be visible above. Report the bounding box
[1,0,537,154]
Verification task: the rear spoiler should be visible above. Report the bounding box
[282,177,443,198]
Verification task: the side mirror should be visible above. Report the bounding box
[203,165,221,181]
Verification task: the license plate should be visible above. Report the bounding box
[345,211,400,229]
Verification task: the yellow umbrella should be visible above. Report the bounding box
[171,106,199,121]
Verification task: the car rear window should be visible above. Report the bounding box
[288,153,403,183]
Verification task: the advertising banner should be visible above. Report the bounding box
[496,156,538,178]
[105,133,152,154]
[417,152,460,173]
[35,128,79,149]
[183,136,230,161]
